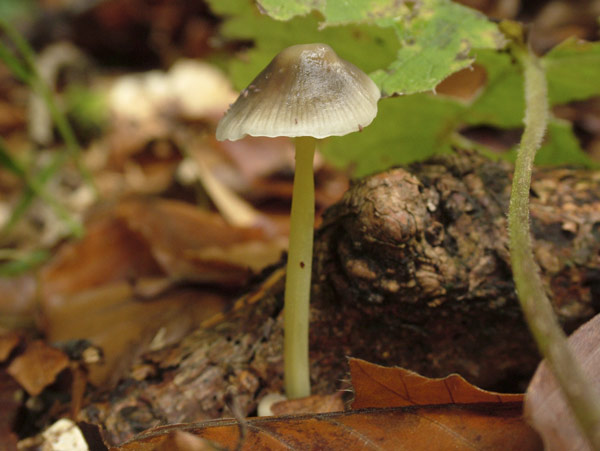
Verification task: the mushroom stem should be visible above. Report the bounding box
[284,136,316,399]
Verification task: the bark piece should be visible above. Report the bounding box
[80,151,600,444]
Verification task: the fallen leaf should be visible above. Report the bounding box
[114,359,541,450]
[115,198,285,283]
[525,313,600,451]
[39,213,162,303]
[44,282,226,388]
[7,340,69,396]
[349,357,523,409]
[114,403,541,451]
[0,100,26,134]
[152,430,219,451]
[38,197,286,387]
[269,393,344,416]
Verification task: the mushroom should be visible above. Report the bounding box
[216,43,380,399]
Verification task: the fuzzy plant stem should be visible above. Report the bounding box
[508,46,600,448]
[283,136,316,399]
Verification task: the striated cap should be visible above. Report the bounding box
[216,43,380,141]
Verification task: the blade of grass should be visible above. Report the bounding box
[0,140,83,237]
[0,249,50,276]
[0,42,31,83]
[0,18,97,195]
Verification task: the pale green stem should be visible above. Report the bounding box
[509,46,600,448]
[284,136,316,399]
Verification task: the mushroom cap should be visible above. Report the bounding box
[216,43,380,141]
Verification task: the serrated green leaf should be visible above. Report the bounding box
[544,38,600,105]
[257,0,411,24]
[320,94,463,177]
[370,0,504,95]
[255,0,314,20]
[207,0,398,91]
[209,1,599,174]
[255,0,505,95]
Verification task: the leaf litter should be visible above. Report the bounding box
[525,313,600,451]
[0,0,599,448]
[113,358,542,450]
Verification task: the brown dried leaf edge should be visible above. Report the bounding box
[113,403,540,451]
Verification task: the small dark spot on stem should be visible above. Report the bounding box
[358,124,364,132]
[300,261,305,268]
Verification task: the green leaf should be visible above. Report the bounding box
[370,0,504,95]
[0,140,26,177]
[460,44,600,168]
[209,1,599,174]
[321,94,464,177]
[536,119,599,167]
[0,0,35,24]
[207,0,398,91]
[257,0,409,23]
[255,0,314,20]
[467,40,600,129]
[256,0,505,95]
[464,49,524,128]
[544,38,600,105]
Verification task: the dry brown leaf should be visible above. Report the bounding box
[7,340,69,396]
[40,213,162,302]
[114,360,541,450]
[269,393,344,416]
[0,101,26,133]
[151,430,219,451]
[38,197,286,388]
[44,283,226,388]
[114,403,541,451]
[40,197,284,299]
[525,313,600,451]
[349,357,523,409]
[115,198,285,283]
